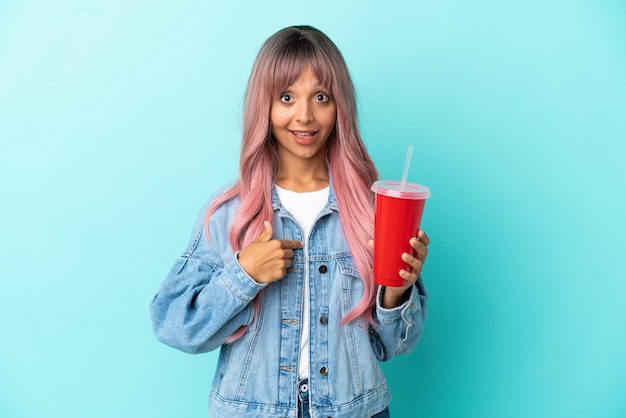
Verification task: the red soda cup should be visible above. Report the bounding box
[371,180,431,287]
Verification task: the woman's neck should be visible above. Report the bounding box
[275,163,329,193]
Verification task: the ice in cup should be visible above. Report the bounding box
[371,180,431,287]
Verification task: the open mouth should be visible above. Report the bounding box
[289,130,318,138]
[289,130,319,144]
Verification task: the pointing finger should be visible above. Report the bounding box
[280,239,304,249]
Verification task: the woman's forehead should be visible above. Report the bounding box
[272,60,332,92]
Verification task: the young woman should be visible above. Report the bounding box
[151,25,430,418]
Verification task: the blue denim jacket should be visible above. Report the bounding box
[150,181,428,418]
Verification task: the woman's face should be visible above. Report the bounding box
[270,67,337,168]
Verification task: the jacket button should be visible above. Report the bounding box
[320,366,328,376]
[318,265,328,273]
[320,316,328,325]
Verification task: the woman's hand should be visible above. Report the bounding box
[238,221,304,284]
[370,230,430,308]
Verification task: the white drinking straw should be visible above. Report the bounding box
[400,145,414,191]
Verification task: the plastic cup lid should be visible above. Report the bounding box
[371,180,431,200]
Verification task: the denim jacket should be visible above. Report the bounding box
[150,181,428,418]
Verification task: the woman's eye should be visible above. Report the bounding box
[316,94,330,102]
[279,94,292,103]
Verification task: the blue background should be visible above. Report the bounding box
[1,1,625,417]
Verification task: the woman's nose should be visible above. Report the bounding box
[296,101,314,123]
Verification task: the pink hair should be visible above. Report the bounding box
[205,26,379,340]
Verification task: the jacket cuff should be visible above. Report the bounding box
[375,284,419,324]
[215,251,268,303]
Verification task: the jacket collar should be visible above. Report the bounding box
[271,175,338,211]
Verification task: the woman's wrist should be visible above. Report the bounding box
[381,285,411,308]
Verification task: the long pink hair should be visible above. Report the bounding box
[205,26,379,339]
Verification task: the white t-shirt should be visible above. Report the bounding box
[274,184,329,381]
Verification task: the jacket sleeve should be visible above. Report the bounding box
[150,201,267,354]
[369,275,428,361]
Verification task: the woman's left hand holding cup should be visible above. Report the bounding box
[371,230,430,308]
